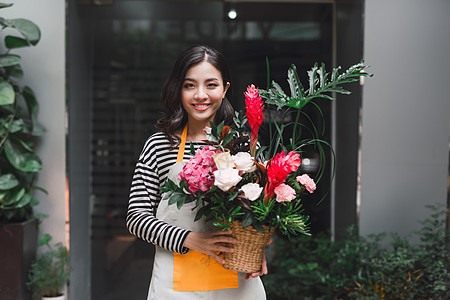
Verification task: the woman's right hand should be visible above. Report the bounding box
[184,230,236,264]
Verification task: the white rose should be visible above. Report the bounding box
[213,168,242,192]
[232,152,256,172]
[240,183,263,201]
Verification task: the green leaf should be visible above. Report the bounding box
[10,18,41,45]
[228,190,239,201]
[4,64,23,80]
[307,63,319,95]
[39,233,52,246]
[4,137,42,172]
[222,132,234,147]
[5,35,30,49]
[253,222,265,234]
[15,192,31,208]
[29,196,39,206]
[326,86,351,94]
[331,66,341,82]
[266,56,271,89]
[3,187,24,207]
[272,81,286,97]
[317,63,328,89]
[14,136,33,152]
[0,3,13,9]
[0,54,21,67]
[189,142,195,156]
[0,79,15,105]
[194,206,206,222]
[168,193,181,206]
[216,121,224,138]
[30,123,45,136]
[0,173,19,190]
[176,197,185,209]
[209,120,218,137]
[287,64,305,99]
[22,86,38,120]
[242,213,252,228]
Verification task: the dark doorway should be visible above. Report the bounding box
[70,1,335,299]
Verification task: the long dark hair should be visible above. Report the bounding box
[156,45,234,145]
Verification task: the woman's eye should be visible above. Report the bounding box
[208,83,218,87]
[184,83,195,88]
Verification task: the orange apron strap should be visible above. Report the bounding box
[176,124,188,163]
[173,123,239,292]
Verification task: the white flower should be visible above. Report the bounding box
[203,126,212,135]
[240,183,263,201]
[232,152,256,172]
[213,168,242,192]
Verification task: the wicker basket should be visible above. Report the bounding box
[223,220,274,273]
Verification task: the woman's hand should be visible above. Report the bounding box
[184,230,236,264]
[245,237,272,280]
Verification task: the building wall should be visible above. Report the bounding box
[2,1,67,245]
[360,0,450,237]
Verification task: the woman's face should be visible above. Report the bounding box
[181,61,230,126]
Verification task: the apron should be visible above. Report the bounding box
[147,126,266,299]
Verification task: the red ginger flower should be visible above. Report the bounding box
[265,150,301,198]
[245,84,265,157]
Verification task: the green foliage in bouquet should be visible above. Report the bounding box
[161,61,371,238]
[0,3,45,224]
[259,61,371,182]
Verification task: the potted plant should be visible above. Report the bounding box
[0,3,44,299]
[27,234,70,300]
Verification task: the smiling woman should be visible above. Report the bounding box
[126,45,267,299]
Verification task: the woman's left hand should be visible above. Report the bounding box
[245,237,272,280]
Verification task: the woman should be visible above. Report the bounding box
[127,45,267,299]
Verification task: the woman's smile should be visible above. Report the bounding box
[192,103,211,110]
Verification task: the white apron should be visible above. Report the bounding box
[148,161,266,299]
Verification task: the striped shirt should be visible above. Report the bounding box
[126,132,206,254]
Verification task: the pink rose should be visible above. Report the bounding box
[296,174,316,193]
[274,183,296,202]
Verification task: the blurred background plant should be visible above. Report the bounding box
[0,2,44,224]
[263,204,450,299]
[27,233,70,298]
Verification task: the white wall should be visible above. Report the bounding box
[3,1,67,246]
[360,0,450,237]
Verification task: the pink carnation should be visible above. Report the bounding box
[296,174,316,193]
[179,146,221,194]
[274,183,296,202]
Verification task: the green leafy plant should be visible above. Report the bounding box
[27,234,70,298]
[263,204,450,299]
[0,3,44,224]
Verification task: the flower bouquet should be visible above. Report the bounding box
[161,62,371,273]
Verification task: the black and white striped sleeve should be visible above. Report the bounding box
[126,135,190,254]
